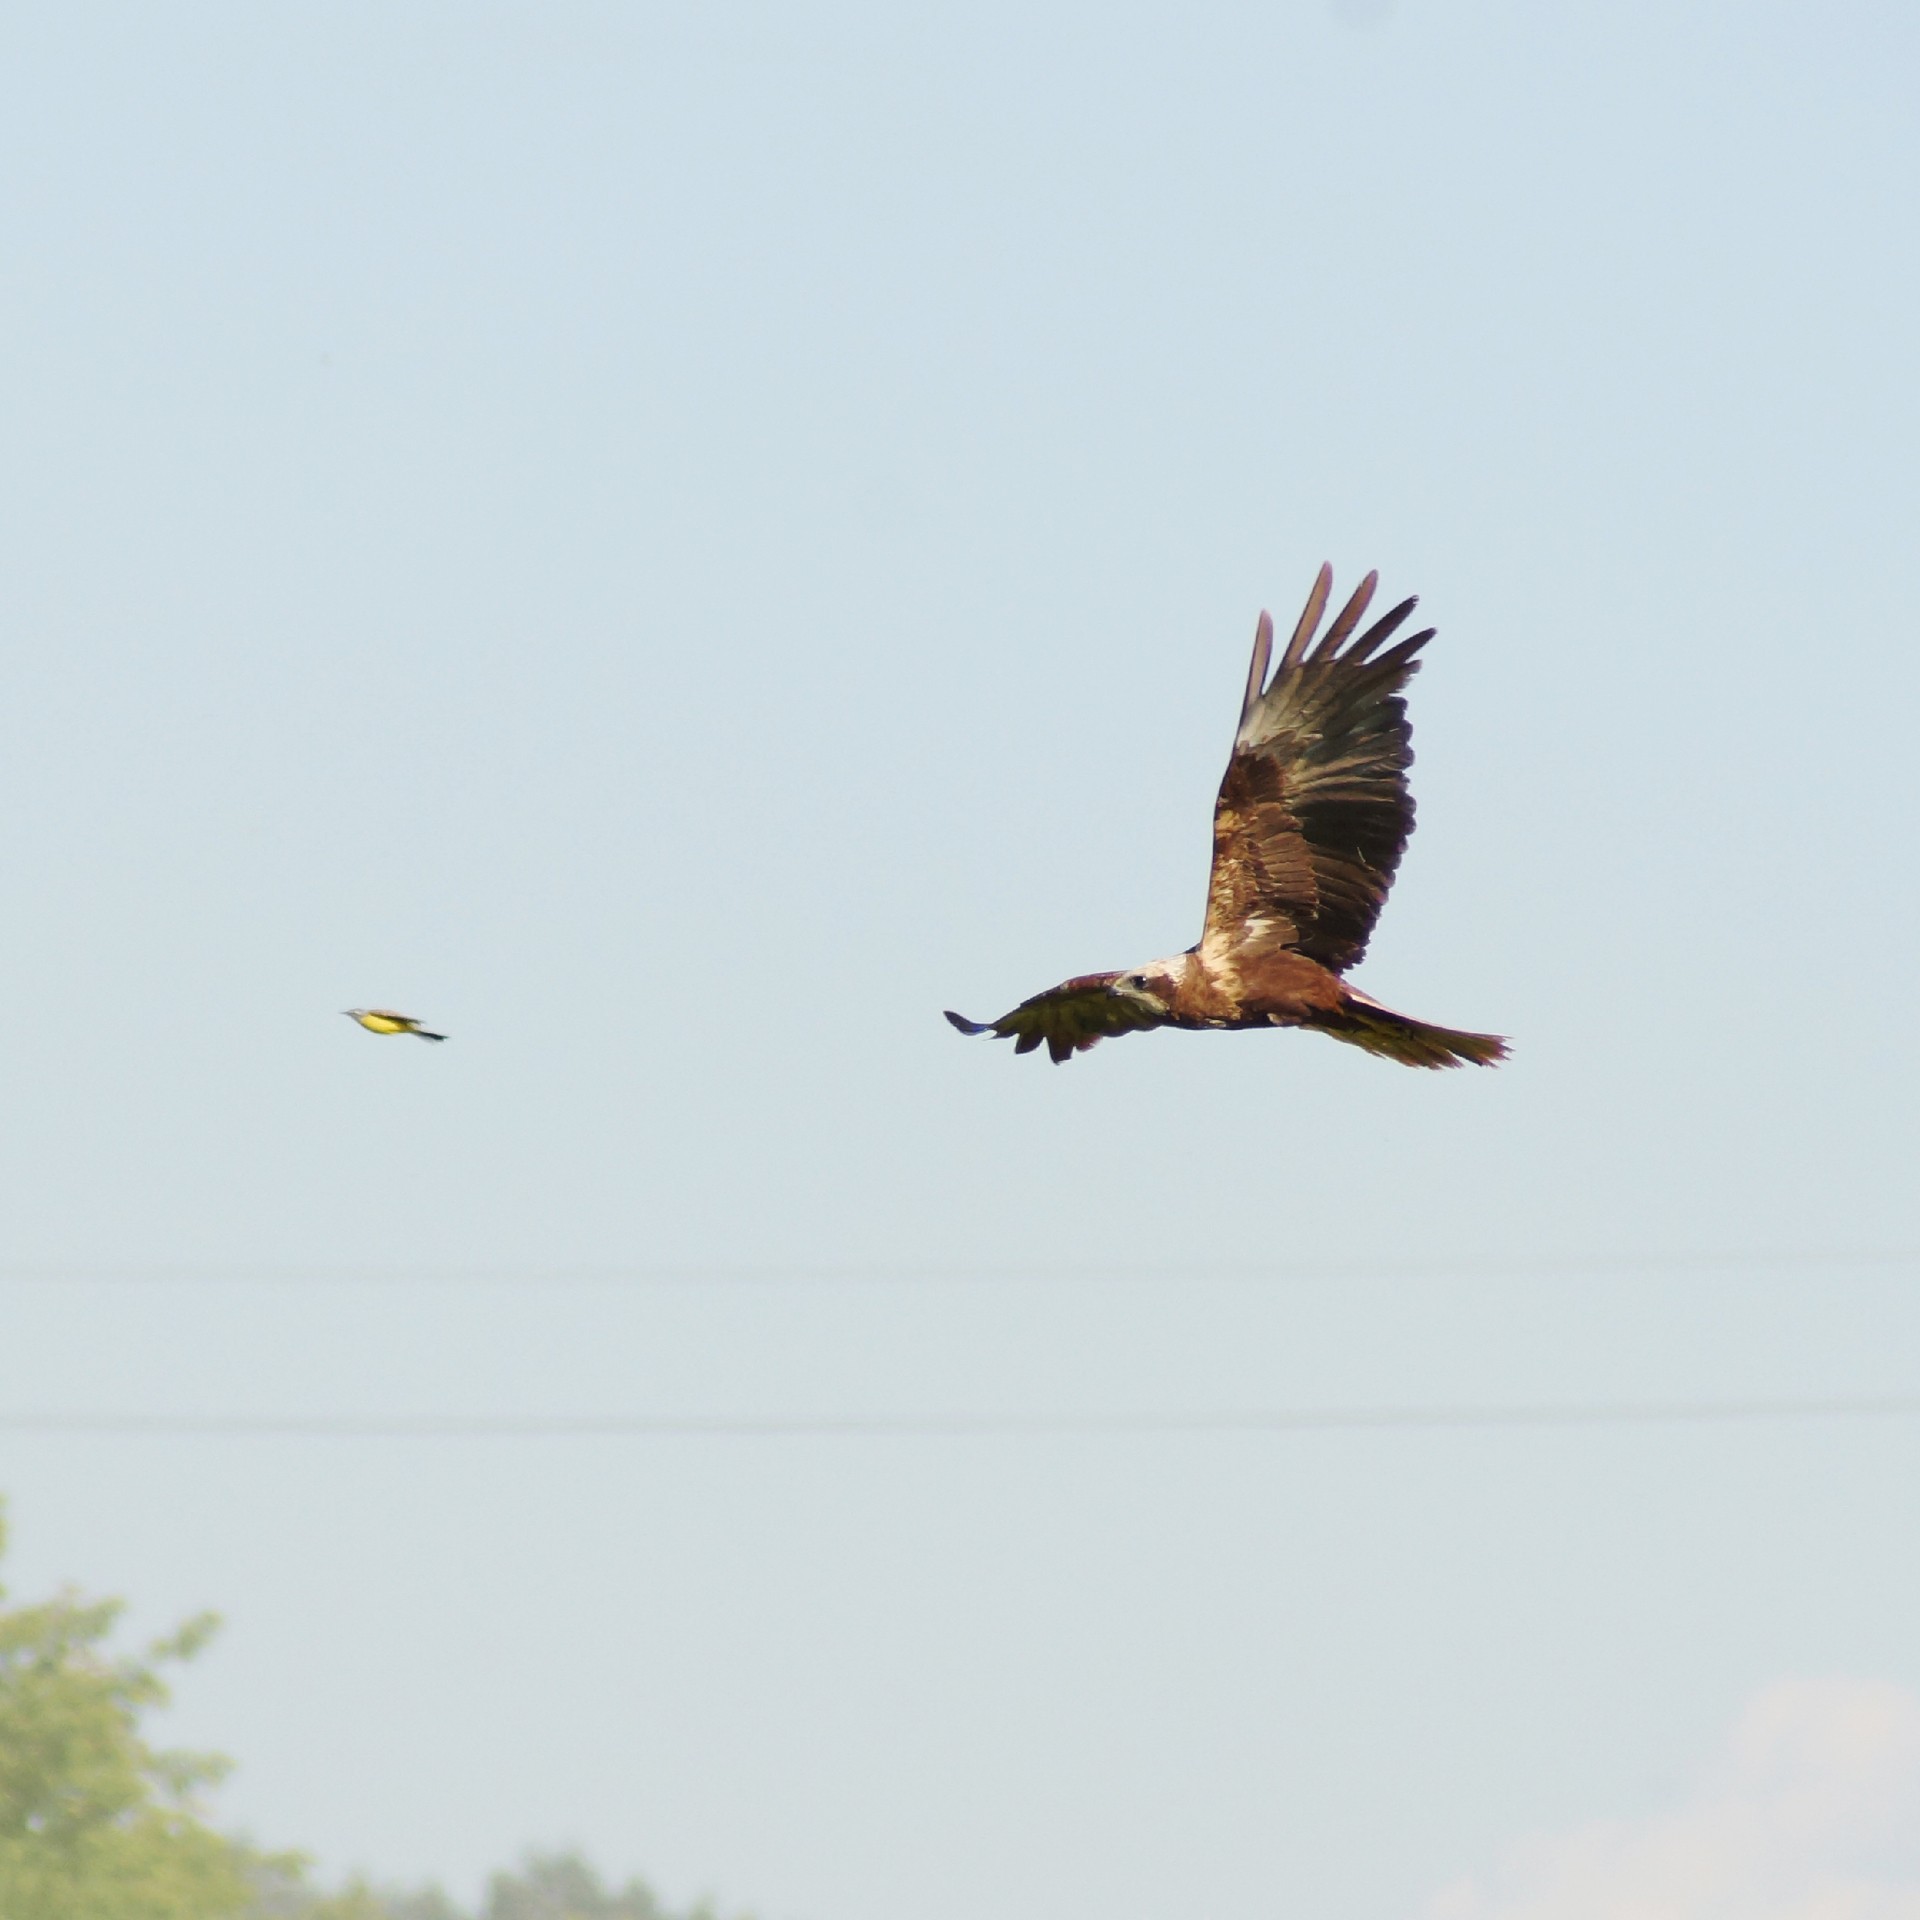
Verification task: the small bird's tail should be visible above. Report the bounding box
[414,1030,448,1043]
[1321,988,1507,1069]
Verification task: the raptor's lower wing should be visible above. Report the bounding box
[945,972,1166,1065]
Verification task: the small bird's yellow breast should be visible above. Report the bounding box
[352,1012,411,1035]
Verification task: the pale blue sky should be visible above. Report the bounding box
[2,1,1918,1915]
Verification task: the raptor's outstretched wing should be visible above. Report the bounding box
[945,973,1166,1065]
[1203,564,1432,974]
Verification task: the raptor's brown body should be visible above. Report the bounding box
[946,565,1507,1068]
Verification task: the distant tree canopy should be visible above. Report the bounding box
[479,1851,727,1920]
[256,1850,733,1920]
[0,1501,265,1920]
[0,1502,743,1920]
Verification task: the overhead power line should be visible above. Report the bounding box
[5,1394,1920,1439]
[1,1250,1919,1288]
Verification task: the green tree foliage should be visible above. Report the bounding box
[0,1502,743,1920]
[0,1500,277,1920]
[248,1857,464,1920]
[478,1850,727,1920]
[258,1851,737,1920]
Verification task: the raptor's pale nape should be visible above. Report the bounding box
[946,564,1507,1067]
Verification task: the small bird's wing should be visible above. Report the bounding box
[365,1009,419,1027]
[1204,564,1433,974]
[945,973,1166,1065]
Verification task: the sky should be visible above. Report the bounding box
[0,0,1917,1915]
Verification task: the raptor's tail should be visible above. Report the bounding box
[1321,988,1507,1070]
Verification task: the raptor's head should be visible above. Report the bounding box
[1111,960,1182,1012]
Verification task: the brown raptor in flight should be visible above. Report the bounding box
[946,565,1507,1068]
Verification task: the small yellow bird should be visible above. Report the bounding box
[343,1008,447,1043]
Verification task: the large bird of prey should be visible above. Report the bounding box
[946,565,1507,1069]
